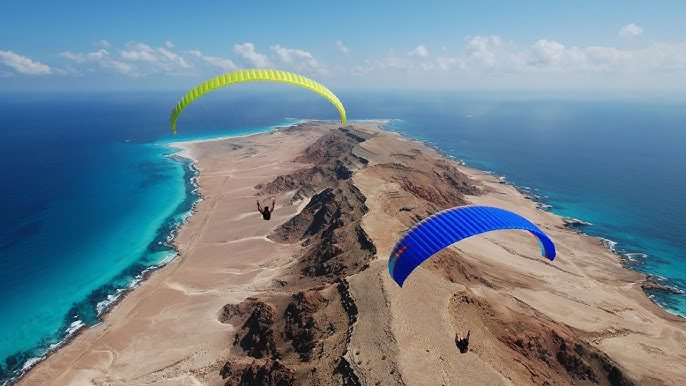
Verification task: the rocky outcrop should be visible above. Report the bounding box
[219,298,258,324]
[337,280,359,328]
[333,279,361,386]
[255,163,353,204]
[231,300,279,359]
[220,359,297,386]
[294,127,372,164]
[272,181,375,280]
[219,127,378,385]
[504,326,633,385]
[284,292,321,361]
[367,157,479,212]
[255,128,369,203]
[641,275,683,296]
[220,125,643,385]
[450,292,633,386]
[333,358,361,386]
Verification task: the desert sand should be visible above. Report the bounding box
[21,121,685,385]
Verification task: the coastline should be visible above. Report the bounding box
[1,120,306,385]
[18,121,685,385]
[383,121,686,318]
[0,154,201,386]
[18,121,339,384]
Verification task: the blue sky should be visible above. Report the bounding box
[1,0,685,91]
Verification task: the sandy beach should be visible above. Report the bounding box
[20,121,685,385]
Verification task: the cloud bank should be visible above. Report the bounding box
[0,50,52,75]
[2,33,685,90]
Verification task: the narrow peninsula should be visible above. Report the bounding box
[21,121,686,385]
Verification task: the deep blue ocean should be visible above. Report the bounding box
[0,89,684,383]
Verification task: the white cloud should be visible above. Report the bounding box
[436,56,459,71]
[118,42,191,74]
[409,44,429,57]
[59,49,129,75]
[336,40,349,54]
[100,59,137,75]
[118,43,189,68]
[5,35,683,89]
[455,35,509,71]
[271,45,307,64]
[120,43,158,62]
[233,43,271,68]
[155,47,191,68]
[0,50,52,75]
[454,34,686,75]
[189,49,238,71]
[457,35,585,72]
[60,44,191,76]
[635,42,686,71]
[349,34,686,81]
[619,23,643,38]
[60,49,109,63]
[351,46,432,74]
[526,42,631,73]
[583,46,632,71]
[270,44,327,74]
[60,47,138,75]
[528,39,574,68]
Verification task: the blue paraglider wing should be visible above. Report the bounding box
[388,206,556,287]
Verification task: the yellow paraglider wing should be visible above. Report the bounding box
[170,69,347,133]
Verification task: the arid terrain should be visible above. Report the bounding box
[21,121,686,385]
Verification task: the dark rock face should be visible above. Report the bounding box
[219,299,258,324]
[284,292,321,361]
[333,279,362,386]
[219,127,380,385]
[272,181,376,280]
[552,332,599,382]
[233,301,279,359]
[368,159,479,212]
[294,128,372,164]
[641,275,683,296]
[549,332,632,386]
[221,359,297,386]
[255,129,367,203]
[333,357,361,386]
[336,280,358,328]
[255,164,351,204]
[451,293,634,386]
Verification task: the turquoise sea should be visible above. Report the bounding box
[0,89,684,383]
[0,91,301,383]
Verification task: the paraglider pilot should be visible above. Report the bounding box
[257,199,276,221]
[455,330,470,353]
